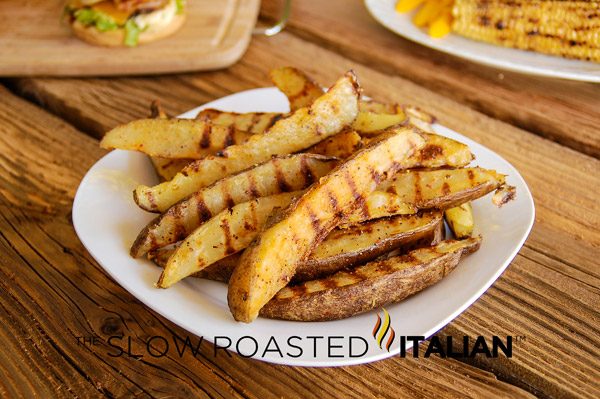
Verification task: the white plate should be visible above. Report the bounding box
[365,0,600,82]
[73,87,534,366]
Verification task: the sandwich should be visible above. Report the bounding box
[64,0,186,47]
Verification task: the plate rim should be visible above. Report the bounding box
[72,87,535,367]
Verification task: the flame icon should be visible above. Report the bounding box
[372,308,395,351]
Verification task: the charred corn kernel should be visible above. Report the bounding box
[395,0,425,13]
[413,1,440,27]
[429,12,452,38]
[452,0,600,62]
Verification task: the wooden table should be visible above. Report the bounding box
[1,1,598,397]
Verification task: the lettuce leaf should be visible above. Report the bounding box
[124,19,141,47]
[175,0,186,14]
[74,8,118,32]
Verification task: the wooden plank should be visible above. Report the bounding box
[0,85,536,398]
[0,0,260,76]
[261,0,600,158]
[8,31,600,398]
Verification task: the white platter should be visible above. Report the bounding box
[365,0,600,82]
[73,87,535,366]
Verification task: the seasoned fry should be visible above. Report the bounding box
[270,67,436,133]
[146,100,192,182]
[150,157,192,182]
[150,249,239,283]
[343,167,506,225]
[100,119,253,159]
[131,154,338,257]
[269,66,324,111]
[445,202,474,238]
[297,211,444,281]
[358,99,402,114]
[157,192,301,288]
[228,127,427,322]
[307,130,363,159]
[152,211,443,286]
[352,112,408,133]
[260,237,481,321]
[134,71,361,213]
[196,109,283,134]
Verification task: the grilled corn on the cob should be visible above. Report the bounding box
[452,0,600,62]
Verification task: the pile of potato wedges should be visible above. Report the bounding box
[100,67,515,323]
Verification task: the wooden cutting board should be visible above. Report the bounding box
[0,0,260,76]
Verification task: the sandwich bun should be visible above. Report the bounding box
[67,0,186,47]
[71,13,186,47]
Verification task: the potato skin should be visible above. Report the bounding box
[295,212,444,281]
[260,238,481,321]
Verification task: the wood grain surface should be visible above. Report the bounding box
[1,0,599,398]
[0,0,260,76]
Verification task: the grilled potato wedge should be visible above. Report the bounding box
[352,112,408,133]
[134,71,361,213]
[343,167,505,225]
[196,109,283,134]
[152,211,443,285]
[150,157,192,182]
[270,67,435,133]
[270,66,324,111]
[297,211,444,281]
[363,133,473,168]
[146,101,193,182]
[150,248,239,283]
[131,154,338,257]
[445,202,474,238]
[147,130,361,182]
[307,130,363,159]
[157,192,301,288]
[260,237,481,321]
[359,101,435,127]
[101,119,253,159]
[228,127,427,322]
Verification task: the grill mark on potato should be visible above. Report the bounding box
[419,144,443,162]
[196,198,212,222]
[224,126,235,147]
[368,166,383,186]
[246,172,260,197]
[300,156,316,186]
[220,219,235,255]
[413,172,423,203]
[170,205,188,242]
[306,205,321,234]
[326,188,342,217]
[321,279,340,290]
[248,200,259,232]
[268,114,284,128]
[249,113,261,132]
[442,182,451,196]
[344,169,368,217]
[199,123,212,149]
[188,160,200,173]
[273,158,292,192]
[288,284,308,298]
[467,169,475,185]
[221,183,235,208]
